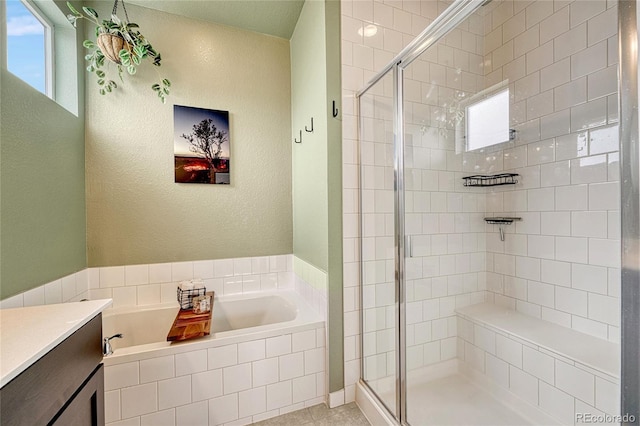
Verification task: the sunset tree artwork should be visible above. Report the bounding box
[174,105,230,184]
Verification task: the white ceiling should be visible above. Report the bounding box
[127,0,305,39]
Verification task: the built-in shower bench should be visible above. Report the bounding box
[456,303,619,377]
[455,303,620,423]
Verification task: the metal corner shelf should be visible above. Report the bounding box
[484,217,521,241]
[462,173,519,187]
[484,217,522,225]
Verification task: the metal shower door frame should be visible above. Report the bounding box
[357,1,487,424]
[618,0,640,422]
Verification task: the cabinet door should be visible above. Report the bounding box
[50,364,104,426]
[1,315,103,426]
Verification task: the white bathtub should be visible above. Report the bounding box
[101,290,323,364]
[101,290,327,425]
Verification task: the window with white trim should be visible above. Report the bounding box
[5,0,54,97]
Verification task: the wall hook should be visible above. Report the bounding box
[294,130,302,144]
[305,117,314,133]
[332,100,339,118]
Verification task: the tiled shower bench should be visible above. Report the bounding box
[456,303,620,425]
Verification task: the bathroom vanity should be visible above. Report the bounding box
[0,300,111,425]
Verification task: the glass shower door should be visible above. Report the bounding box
[400,8,499,424]
[359,71,398,417]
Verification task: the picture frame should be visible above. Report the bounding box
[174,105,230,184]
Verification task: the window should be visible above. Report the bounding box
[465,88,510,151]
[5,0,53,97]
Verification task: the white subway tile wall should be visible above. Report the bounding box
[293,257,329,320]
[0,255,297,311]
[481,0,620,342]
[342,0,620,410]
[458,312,620,422]
[104,328,326,426]
[83,255,297,309]
[0,268,90,309]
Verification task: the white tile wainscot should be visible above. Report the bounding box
[103,325,326,426]
[0,269,90,309]
[88,255,294,309]
[456,303,620,425]
[293,256,328,320]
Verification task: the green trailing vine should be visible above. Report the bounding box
[66,1,171,103]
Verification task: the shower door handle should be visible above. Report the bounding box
[405,235,413,258]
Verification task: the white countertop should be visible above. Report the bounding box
[0,299,112,388]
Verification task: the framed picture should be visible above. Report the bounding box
[174,105,230,184]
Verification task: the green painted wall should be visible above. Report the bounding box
[324,0,344,394]
[84,3,293,266]
[291,0,343,393]
[291,0,329,271]
[0,1,87,299]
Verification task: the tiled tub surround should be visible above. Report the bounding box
[103,323,327,426]
[0,254,327,318]
[0,255,332,425]
[88,255,296,309]
[89,255,326,425]
[293,256,329,321]
[457,303,620,425]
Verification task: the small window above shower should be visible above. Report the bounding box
[458,81,514,152]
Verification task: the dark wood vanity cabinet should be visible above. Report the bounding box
[0,314,104,426]
[50,364,104,426]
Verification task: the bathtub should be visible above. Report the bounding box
[101,290,327,424]
[102,290,323,363]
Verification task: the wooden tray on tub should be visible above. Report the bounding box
[167,291,215,342]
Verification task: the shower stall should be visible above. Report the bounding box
[355,0,638,424]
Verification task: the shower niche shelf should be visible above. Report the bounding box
[462,173,519,187]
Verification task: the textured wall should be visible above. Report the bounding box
[0,0,86,299]
[85,3,293,267]
[291,0,329,271]
[290,0,344,393]
[1,72,87,298]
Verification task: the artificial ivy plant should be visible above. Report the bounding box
[66,0,171,103]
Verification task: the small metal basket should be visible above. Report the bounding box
[177,286,206,310]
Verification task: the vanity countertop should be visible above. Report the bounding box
[0,299,112,388]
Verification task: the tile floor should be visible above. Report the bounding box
[252,402,370,425]
[254,373,528,425]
